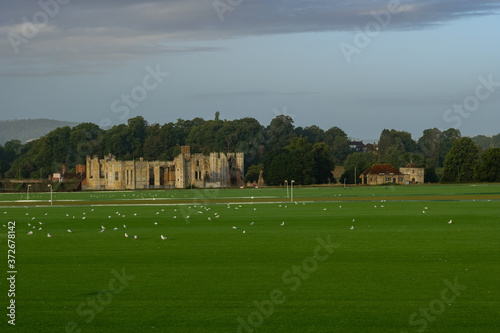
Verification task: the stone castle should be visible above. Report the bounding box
[85,146,244,190]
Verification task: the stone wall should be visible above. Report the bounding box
[399,167,425,184]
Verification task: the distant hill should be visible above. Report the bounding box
[0,119,80,146]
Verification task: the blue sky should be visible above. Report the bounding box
[1,0,499,140]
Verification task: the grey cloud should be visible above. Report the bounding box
[1,0,499,76]
[192,90,316,100]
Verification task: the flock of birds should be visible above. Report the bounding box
[1,199,456,240]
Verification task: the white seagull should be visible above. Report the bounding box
[47,233,52,237]
[67,229,72,233]
[124,233,129,238]
[161,235,167,240]
[448,219,453,224]
[350,226,354,230]
[280,221,285,226]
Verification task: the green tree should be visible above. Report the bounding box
[323,126,351,165]
[379,129,418,157]
[442,137,480,182]
[312,142,335,184]
[244,164,263,184]
[265,115,296,152]
[340,152,377,184]
[143,123,165,160]
[471,135,493,149]
[475,148,500,182]
[491,133,500,148]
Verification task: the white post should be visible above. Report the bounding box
[48,184,52,206]
[291,180,295,202]
[27,184,31,201]
[285,180,288,199]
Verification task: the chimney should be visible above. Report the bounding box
[62,165,66,174]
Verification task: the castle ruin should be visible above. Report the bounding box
[85,146,244,190]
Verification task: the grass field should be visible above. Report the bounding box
[1,185,500,332]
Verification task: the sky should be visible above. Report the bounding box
[1,0,499,141]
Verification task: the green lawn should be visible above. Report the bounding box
[1,186,499,332]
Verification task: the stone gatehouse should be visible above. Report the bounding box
[85,146,244,190]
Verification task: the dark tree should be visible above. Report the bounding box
[475,148,500,182]
[442,137,480,182]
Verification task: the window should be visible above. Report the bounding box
[386,177,391,182]
[399,177,403,181]
[115,171,119,181]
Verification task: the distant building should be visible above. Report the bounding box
[84,146,244,190]
[400,162,425,184]
[349,140,378,153]
[359,163,424,185]
[349,141,365,152]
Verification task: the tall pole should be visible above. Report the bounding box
[291,180,295,202]
[27,185,31,201]
[354,166,357,185]
[48,184,52,206]
[285,180,288,199]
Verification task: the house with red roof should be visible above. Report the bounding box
[359,162,424,185]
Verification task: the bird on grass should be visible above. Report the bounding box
[280,221,285,226]
[47,233,52,237]
[250,222,254,226]
[67,229,72,233]
[448,219,453,224]
[124,233,129,238]
[133,235,138,239]
[350,226,354,230]
[161,235,167,240]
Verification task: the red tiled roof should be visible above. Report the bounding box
[360,164,402,177]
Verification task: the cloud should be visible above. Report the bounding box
[1,0,499,76]
[192,90,316,100]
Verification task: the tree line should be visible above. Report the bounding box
[0,114,499,184]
